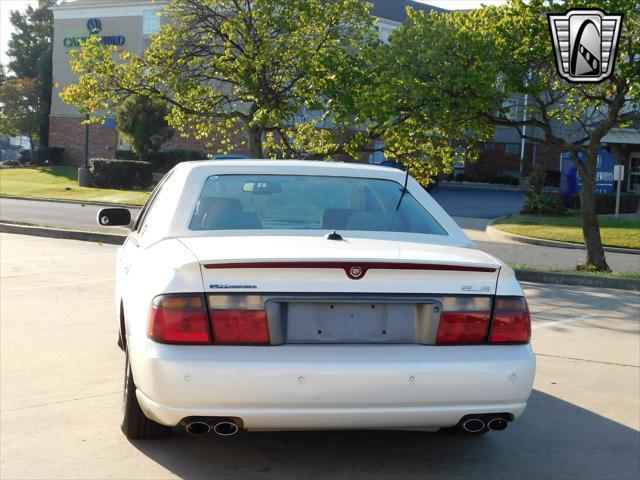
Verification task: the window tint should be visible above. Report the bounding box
[190,175,447,235]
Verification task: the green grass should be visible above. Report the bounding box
[494,214,640,250]
[508,263,640,279]
[0,166,151,206]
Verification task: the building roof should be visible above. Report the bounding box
[57,0,444,21]
[369,0,445,22]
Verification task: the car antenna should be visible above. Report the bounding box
[325,230,343,241]
[395,162,410,210]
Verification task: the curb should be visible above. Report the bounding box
[0,222,126,245]
[486,224,640,255]
[0,195,143,209]
[514,269,640,291]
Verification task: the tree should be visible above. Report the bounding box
[0,65,7,86]
[0,77,43,153]
[6,0,56,146]
[61,0,377,158]
[116,96,174,161]
[374,0,639,271]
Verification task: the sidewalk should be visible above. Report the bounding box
[454,217,640,275]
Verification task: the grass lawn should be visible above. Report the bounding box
[0,166,151,206]
[494,214,640,250]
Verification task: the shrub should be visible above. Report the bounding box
[522,193,565,215]
[115,149,138,160]
[568,193,639,214]
[528,165,546,196]
[89,158,152,189]
[148,148,206,172]
[36,146,65,164]
[454,173,467,182]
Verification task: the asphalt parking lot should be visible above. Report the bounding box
[1,233,638,480]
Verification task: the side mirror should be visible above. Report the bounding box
[97,208,132,227]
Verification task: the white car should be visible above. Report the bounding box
[98,160,535,439]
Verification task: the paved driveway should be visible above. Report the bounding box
[430,186,524,219]
[1,233,638,480]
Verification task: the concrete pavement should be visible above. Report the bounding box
[1,233,638,480]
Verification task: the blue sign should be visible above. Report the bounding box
[560,148,615,198]
[86,18,102,33]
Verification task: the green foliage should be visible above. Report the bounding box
[61,0,377,159]
[148,148,206,172]
[36,146,65,164]
[6,0,56,146]
[529,165,546,196]
[522,194,565,215]
[115,95,174,161]
[89,158,153,189]
[0,77,43,150]
[115,150,139,160]
[568,193,639,215]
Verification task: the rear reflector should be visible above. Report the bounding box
[210,309,270,345]
[489,296,531,344]
[148,294,211,344]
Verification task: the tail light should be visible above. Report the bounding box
[147,294,269,345]
[436,295,530,345]
[436,296,492,345]
[208,294,270,345]
[148,294,211,344]
[489,296,531,344]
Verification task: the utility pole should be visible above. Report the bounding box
[78,113,90,186]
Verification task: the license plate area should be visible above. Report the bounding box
[264,296,441,345]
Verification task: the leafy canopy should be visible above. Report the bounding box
[115,96,174,161]
[61,0,377,157]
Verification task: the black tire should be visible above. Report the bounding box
[121,350,171,439]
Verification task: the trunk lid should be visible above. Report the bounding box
[180,235,500,295]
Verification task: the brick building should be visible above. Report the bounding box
[49,0,640,191]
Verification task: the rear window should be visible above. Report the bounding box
[189,174,447,235]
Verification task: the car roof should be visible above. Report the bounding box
[176,159,404,177]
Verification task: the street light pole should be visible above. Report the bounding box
[78,113,91,186]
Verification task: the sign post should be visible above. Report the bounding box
[613,164,624,218]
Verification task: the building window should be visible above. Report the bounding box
[505,143,521,155]
[143,10,161,35]
[484,142,495,152]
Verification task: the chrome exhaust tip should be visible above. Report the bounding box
[487,417,508,431]
[213,421,239,436]
[185,421,211,436]
[462,418,486,433]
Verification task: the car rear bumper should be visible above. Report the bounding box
[130,340,536,429]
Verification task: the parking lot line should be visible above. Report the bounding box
[532,314,594,330]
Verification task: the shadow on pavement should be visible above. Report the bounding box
[130,390,639,480]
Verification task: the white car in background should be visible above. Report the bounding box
[98,160,535,439]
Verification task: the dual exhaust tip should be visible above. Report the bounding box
[461,416,509,433]
[184,419,240,437]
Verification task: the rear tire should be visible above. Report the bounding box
[121,350,171,439]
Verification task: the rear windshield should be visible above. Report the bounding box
[189,174,447,235]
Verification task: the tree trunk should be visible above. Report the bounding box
[248,125,264,158]
[578,151,610,272]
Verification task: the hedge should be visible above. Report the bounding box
[36,147,65,164]
[568,193,639,214]
[89,158,152,189]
